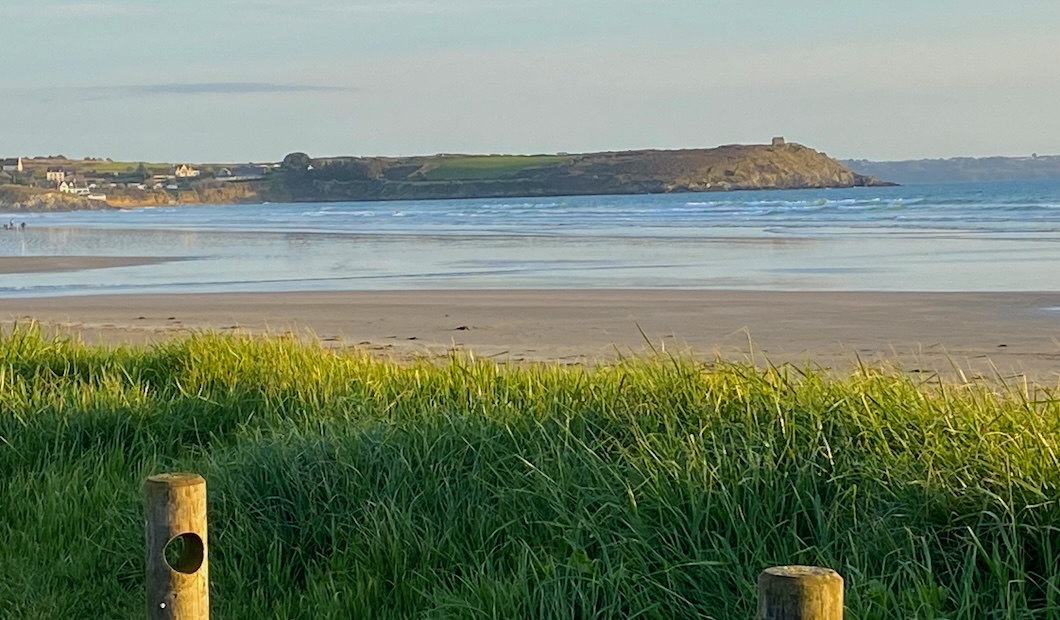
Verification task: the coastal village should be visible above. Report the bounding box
[0,155,275,208]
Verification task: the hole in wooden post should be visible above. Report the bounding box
[164,533,204,574]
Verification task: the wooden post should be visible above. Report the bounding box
[144,473,209,620]
[757,565,843,620]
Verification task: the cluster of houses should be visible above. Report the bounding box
[136,163,271,189]
[45,166,110,201]
[2,156,274,203]
[216,164,273,181]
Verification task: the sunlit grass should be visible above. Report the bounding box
[1,325,1058,618]
[422,155,570,181]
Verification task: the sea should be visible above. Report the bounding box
[2,180,1060,298]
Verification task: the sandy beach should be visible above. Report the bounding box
[2,289,1059,382]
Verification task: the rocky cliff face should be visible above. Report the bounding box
[587,143,890,191]
[0,188,112,212]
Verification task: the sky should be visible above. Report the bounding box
[1,0,1058,163]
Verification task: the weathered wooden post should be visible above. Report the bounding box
[144,473,209,620]
[757,565,843,619]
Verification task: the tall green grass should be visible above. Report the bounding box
[1,325,1058,618]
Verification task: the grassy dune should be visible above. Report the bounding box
[1,327,1058,618]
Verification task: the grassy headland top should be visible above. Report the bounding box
[0,141,892,211]
[280,141,892,202]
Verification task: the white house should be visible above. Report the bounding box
[59,180,91,195]
[46,167,67,183]
[174,164,200,178]
[1,157,23,173]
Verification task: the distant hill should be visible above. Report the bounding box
[275,142,893,203]
[1,143,893,211]
[842,155,1060,185]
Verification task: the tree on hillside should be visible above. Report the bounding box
[273,152,315,199]
[282,152,311,172]
[136,163,150,181]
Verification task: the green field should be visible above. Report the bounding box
[18,159,202,176]
[1,327,1058,618]
[80,160,165,174]
[420,155,570,181]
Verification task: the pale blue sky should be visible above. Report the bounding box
[1,0,1058,162]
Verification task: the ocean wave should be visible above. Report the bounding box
[12,184,1060,240]
[300,210,379,217]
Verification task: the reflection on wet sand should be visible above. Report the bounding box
[0,256,175,275]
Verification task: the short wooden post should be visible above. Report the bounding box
[757,565,843,620]
[144,473,209,620]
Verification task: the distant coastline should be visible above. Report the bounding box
[843,154,1060,184]
[1,141,893,212]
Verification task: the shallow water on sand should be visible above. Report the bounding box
[2,181,1060,297]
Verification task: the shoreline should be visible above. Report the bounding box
[0,181,900,213]
[2,289,1058,382]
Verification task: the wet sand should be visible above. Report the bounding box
[0,256,171,274]
[2,289,1059,383]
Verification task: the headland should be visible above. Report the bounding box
[0,140,893,211]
